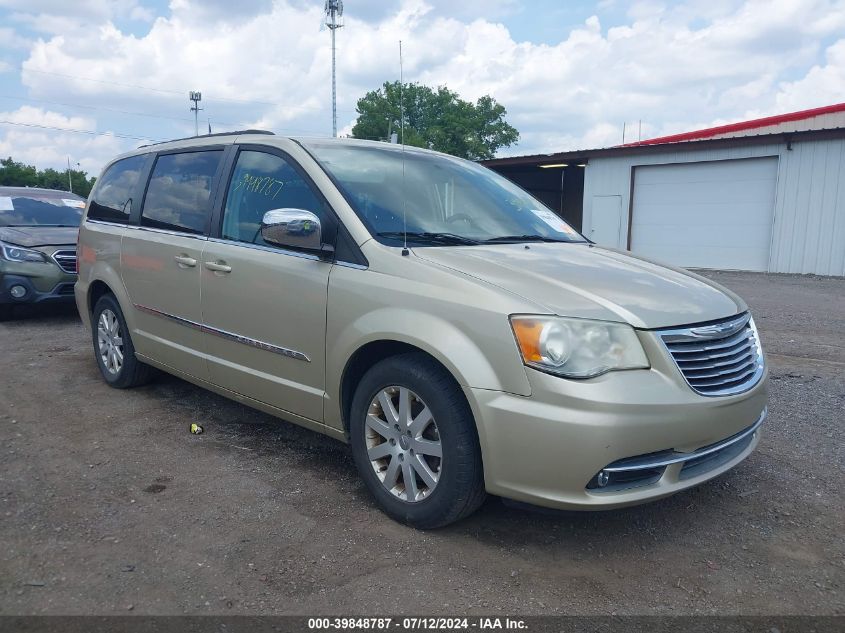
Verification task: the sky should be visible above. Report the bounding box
[0,0,843,176]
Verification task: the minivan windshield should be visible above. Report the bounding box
[0,192,85,227]
[303,141,586,246]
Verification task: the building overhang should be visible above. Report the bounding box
[481,126,845,169]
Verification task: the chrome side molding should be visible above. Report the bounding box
[133,304,310,362]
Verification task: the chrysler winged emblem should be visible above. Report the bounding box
[689,314,749,339]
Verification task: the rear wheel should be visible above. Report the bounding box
[91,294,154,388]
[349,352,486,528]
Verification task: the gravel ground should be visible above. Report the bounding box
[0,271,842,615]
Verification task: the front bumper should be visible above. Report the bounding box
[0,273,77,305]
[1,246,77,306]
[468,357,768,510]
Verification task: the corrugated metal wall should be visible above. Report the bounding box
[582,137,845,276]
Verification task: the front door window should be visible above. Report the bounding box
[222,150,331,247]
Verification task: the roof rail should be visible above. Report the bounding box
[138,129,275,148]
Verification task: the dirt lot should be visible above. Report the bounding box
[0,271,842,616]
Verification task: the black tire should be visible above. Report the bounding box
[349,352,486,529]
[91,294,154,388]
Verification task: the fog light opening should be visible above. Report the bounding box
[596,470,610,488]
[10,285,27,299]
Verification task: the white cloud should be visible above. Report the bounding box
[129,5,155,22]
[1,105,93,130]
[2,0,844,172]
[1,0,153,34]
[0,0,146,19]
[0,26,32,49]
[772,39,845,113]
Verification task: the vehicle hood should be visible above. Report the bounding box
[0,226,79,248]
[413,242,745,329]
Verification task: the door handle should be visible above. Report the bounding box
[174,255,197,267]
[204,261,232,273]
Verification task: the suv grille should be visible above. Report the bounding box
[658,313,764,396]
[53,249,77,274]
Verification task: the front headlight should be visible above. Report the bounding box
[510,315,649,379]
[0,241,48,263]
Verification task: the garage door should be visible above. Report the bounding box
[630,157,778,271]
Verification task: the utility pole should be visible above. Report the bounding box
[324,0,344,137]
[189,91,203,137]
[66,158,79,193]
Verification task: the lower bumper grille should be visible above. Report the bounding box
[56,283,76,296]
[587,409,766,493]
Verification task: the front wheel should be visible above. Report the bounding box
[91,294,154,388]
[349,352,486,529]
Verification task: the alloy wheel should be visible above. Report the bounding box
[97,308,124,375]
[365,386,442,502]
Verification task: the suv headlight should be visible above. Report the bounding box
[0,241,48,263]
[510,315,649,379]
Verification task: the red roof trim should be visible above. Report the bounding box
[622,102,845,147]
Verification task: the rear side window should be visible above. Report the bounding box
[141,150,223,234]
[88,155,146,223]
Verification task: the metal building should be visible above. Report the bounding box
[483,103,845,276]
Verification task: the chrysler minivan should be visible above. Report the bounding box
[75,131,767,528]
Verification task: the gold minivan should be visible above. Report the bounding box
[76,131,768,528]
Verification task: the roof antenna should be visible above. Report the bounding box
[400,40,409,256]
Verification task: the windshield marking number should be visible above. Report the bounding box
[233,173,285,200]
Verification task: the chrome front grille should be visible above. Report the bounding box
[658,312,764,396]
[52,249,77,274]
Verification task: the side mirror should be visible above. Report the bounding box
[260,209,322,253]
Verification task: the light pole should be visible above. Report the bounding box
[66,157,80,194]
[189,91,203,137]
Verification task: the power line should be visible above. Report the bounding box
[24,69,183,97]
[0,119,159,141]
[0,118,342,143]
[0,94,219,126]
[0,95,339,136]
[22,68,360,114]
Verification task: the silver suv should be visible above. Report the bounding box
[75,131,768,528]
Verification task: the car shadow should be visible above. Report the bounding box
[1,303,81,325]
[142,370,747,548]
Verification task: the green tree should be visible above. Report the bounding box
[70,171,96,198]
[0,156,96,198]
[351,81,519,160]
[0,157,39,188]
[39,167,68,191]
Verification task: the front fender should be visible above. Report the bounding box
[324,263,534,430]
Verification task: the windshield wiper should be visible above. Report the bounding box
[483,234,571,243]
[376,231,480,245]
